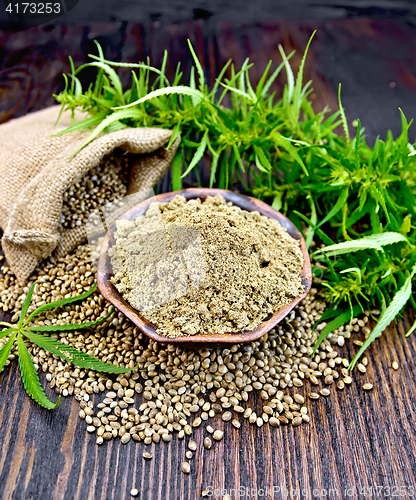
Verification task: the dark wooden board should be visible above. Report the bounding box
[1,18,416,500]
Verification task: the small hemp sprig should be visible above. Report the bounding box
[0,282,133,409]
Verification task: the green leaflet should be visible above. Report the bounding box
[272,192,282,211]
[406,317,416,338]
[17,333,61,410]
[315,187,349,230]
[51,113,108,137]
[0,333,17,374]
[209,149,220,188]
[255,153,270,173]
[114,86,205,110]
[232,143,245,173]
[166,122,181,150]
[19,283,36,327]
[312,304,362,357]
[305,195,317,249]
[0,327,15,339]
[316,232,408,257]
[354,119,361,168]
[218,152,229,189]
[254,146,272,172]
[256,60,272,97]
[211,59,232,100]
[262,53,295,97]
[278,45,294,104]
[292,31,315,118]
[187,40,205,92]
[401,216,412,235]
[88,62,125,103]
[105,120,127,133]
[294,211,335,247]
[274,133,308,175]
[87,55,170,84]
[171,152,183,191]
[181,131,208,178]
[24,332,133,374]
[362,232,408,246]
[24,282,98,326]
[312,305,341,329]
[338,84,350,141]
[26,307,114,332]
[340,267,362,284]
[70,109,144,157]
[219,83,255,103]
[350,268,416,368]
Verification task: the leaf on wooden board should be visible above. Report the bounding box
[17,333,61,410]
[24,283,98,326]
[24,331,134,374]
[350,269,416,368]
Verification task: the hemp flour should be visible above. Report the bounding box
[109,194,304,337]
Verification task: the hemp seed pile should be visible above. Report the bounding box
[109,194,304,337]
[61,152,130,230]
[0,152,376,475]
[0,242,374,448]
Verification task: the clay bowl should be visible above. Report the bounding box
[97,188,312,345]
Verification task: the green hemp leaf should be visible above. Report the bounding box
[0,282,132,409]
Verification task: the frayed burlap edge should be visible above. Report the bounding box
[0,106,180,284]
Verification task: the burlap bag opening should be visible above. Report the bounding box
[0,106,180,284]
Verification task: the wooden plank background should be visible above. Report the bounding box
[1,17,416,500]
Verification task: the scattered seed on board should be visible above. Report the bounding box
[392,361,399,370]
[0,203,375,459]
[192,418,202,428]
[130,489,139,497]
[188,440,197,451]
[269,417,279,427]
[202,490,210,497]
[320,388,330,397]
[181,462,191,474]
[222,412,232,422]
[292,417,302,427]
[213,430,224,441]
[204,437,212,449]
[363,383,373,391]
[231,419,241,429]
[186,451,193,459]
[293,394,305,404]
[143,452,152,459]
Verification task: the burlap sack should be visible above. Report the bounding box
[0,106,180,284]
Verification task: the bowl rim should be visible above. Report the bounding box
[97,188,312,345]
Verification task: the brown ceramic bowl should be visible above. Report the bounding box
[97,188,311,345]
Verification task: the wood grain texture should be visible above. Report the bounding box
[1,17,416,500]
